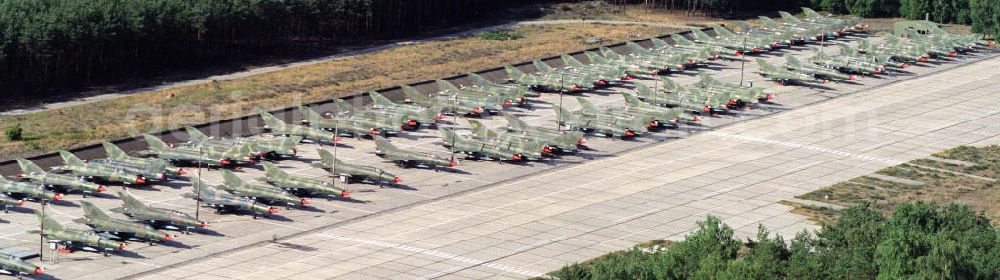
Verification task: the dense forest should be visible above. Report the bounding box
[0,0,538,94]
[2,0,996,96]
[551,202,1000,279]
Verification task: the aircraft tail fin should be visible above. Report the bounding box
[117,190,147,210]
[576,97,599,113]
[691,28,713,42]
[504,66,525,81]
[259,112,287,130]
[503,113,528,131]
[626,41,650,54]
[756,58,778,72]
[599,47,620,59]
[435,80,461,93]
[532,59,553,73]
[16,159,45,175]
[317,149,336,166]
[785,54,802,67]
[373,136,398,153]
[438,128,463,146]
[584,51,607,64]
[184,127,209,144]
[553,105,577,124]
[262,162,287,179]
[222,170,244,187]
[801,7,821,18]
[561,54,586,69]
[142,134,171,152]
[368,91,397,108]
[736,21,753,33]
[332,99,355,116]
[697,72,718,85]
[37,212,64,231]
[58,150,85,167]
[402,85,433,105]
[660,76,681,91]
[298,106,325,123]
[758,16,779,28]
[671,34,695,46]
[714,26,735,37]
[778,11,801,23]
[80,201,112,221]
[634,83,653,99]
[622,92,642,107]
[467,73,492,86]
[650,37,671,49]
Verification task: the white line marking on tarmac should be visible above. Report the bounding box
[712,132,905,165]
[316,233,544,278]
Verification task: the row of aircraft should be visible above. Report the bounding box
[2,8,995,278]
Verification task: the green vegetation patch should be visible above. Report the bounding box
[544,202,1000,279]
[478,30,523,41]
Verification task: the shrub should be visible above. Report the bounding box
[5,123,22,141]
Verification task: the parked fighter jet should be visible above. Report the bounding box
[690,28,764,55]
[183,176,277,218]
[312,149,401,186]
[139,134,252,168]
[331,99,410,133]
[554,105,647,139]
[298,106,385,138]
[15,159,105,197]
[669,34,738,60]
[184,127,300,158]
[505,65,592,93]
[221,171,307,207]
[112,190,205,233]
[462,73,535,104]
[260,111,340,144]
[0,176,61,201]
[403,85,497,116]
[756,59,826,85]
[695,72,773,104]
[32,213,125,256]
[374,136,457,170]
[368,92,443,129]
[54,151,149,185]
[501,114,586,152]
[75,201,175,244]
[0,251,43,277]
[532,59,621,87]
[621,94,697,126]
[560,54,633,83]
[466,120,549,158]
[438,128,523,162]
[261,162,349,199]
[783,55,853,81]
[809,47,884,75]
[104,142,186,177]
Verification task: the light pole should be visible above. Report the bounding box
[332,113,339,189]
[739,34,748,87]
[195,146,202,221]
[39,177,46,261]
[557,72,565,132]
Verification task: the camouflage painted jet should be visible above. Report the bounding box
[0,176,61,201]
[438,128,524,162]
[532,59,622,87]
[467,120,549,158]
[112,190,205,233]
[104,142,186,177]
[710,26,783,51]
[331,99,411,133]
[312,149,401,186]
[0,251,43,277]
[560,54,633,82]
[299,106,385,138]
[783,55,853,81]
[554,105,648,139]
[139,134,251,168]
[756,58,826,85]
[374,136,457,170]
[501,114,586,152]
[690,28,765,55]
[668,34,739,60]
[625,41,709,70]
[0,193,26,213]
[15,159,105,197]
[32,213,125,256]
[621,94,698,126]
[403,85,498,116]
[434,80,515,109]
[260,111,340,144]
[599,46,686,76]
[221,170,308,207]
[505,65,593,93]
[837,44,910,69]
[261,162,349,199]
[55,151,149,185]
[809,47,884,75]
[733,21,819,45]
[799,8,866,32]
[695,72,774,104]
[368,92,443,129]
[75,201,175,244]
[183,176,277,218]
[184,127,301,158]
[462,73,535,104]
[857,39,929,63]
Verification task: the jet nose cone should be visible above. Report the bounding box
[199,221,208,228]
[135,177,146,184]
[393,177,402,183]
[53,193,63,201]
[512,154,522,161]
[220,159,233,166]
[118,243,127,250]
[340,190,350,198]
[159,173,167,180]
[268,207,279,214]
[849,75,857,80]
[177,169,187,175]
[97,185,107,193]
[448,161,458,167]
[34,267,43,275]
[578,138,587,145]
[300,198,310,205]
[17,200,26,206]
[165,234,174,241]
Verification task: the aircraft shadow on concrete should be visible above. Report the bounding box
[47,200,79,207]
[188,228,225,237]
[294,205,329,213]
[159,240,194,250]
[263,214,294,222]
[8,207,37,214]
[275,241,319,252]
[0,219,10,225]
[381,183,417,191]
